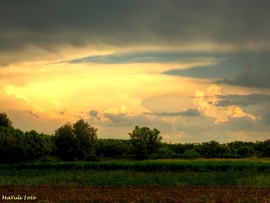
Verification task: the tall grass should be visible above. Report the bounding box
[1,159,270,187]
[1,159,270,172]
[1,168,270,187]
[0,159,270,187]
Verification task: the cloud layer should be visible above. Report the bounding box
[1,1,270,66]
[218,71,270,88]
[143,108,200,117]
[215,94,270,107]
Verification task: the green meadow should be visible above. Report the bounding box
[1,159,270,187]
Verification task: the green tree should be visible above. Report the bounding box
[183,149,200,159]
[128,126,162,160]
[53,119,97,161]
[0,126,29,163]
[227,141,257,158]
[52,123,75,161]
[150,146,176,159]
[0,113,13,128]
[73,119,97,158]
[171,143,196,157]
[260,140,270,157]
[24,130,54,160]
[95,139,131,159]
[196,140,230,158]
[237,146,255,158]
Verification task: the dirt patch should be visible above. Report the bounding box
[1,185,270,203]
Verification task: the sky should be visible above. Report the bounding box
[1,0,270,143]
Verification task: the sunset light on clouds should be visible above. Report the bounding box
[1,0,270,143]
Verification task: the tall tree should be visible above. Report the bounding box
[0,126,29,163]
[53,123,75,161]
[24,130,54,160]
[53,119,97,161]
[129,126,162,160]
[73,119,97,158]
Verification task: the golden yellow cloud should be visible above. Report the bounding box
[1,61,201,123]
[194,84,257,123]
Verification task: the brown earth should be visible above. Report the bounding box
[1,185,270,203]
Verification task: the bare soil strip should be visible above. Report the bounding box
[1,185,270,203]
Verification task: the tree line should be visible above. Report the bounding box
[0,112,270,164]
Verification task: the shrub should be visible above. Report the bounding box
[150,147,176,159]
[237,146,256,158]
[183,149,200,159]
[38,156,62,163]
[85,154,101,162]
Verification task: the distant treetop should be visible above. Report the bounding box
[0,113,13,128]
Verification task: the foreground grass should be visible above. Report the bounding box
[1,168,270,187]
[1,159,270,187]
[1,159,270,172]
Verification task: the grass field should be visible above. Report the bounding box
[1,158,270,187]
[1,168,270,187]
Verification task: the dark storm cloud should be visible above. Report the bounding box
[215,94,270,107]
[144,108,201,117]
[163,51,270,80]
[217,71,270,88]
[215,51,270,88]
[163,55,245,78]
[1,0,270,65]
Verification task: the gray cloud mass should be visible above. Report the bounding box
[1,0,270,66]
[215,94,270,107]
[164,51,270,79]
[144,108,201,117]
[68,51,225,64]
[102,113,173,132]
[89,110,101,121]
[218,71,270,88]
[262,113,270,125]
